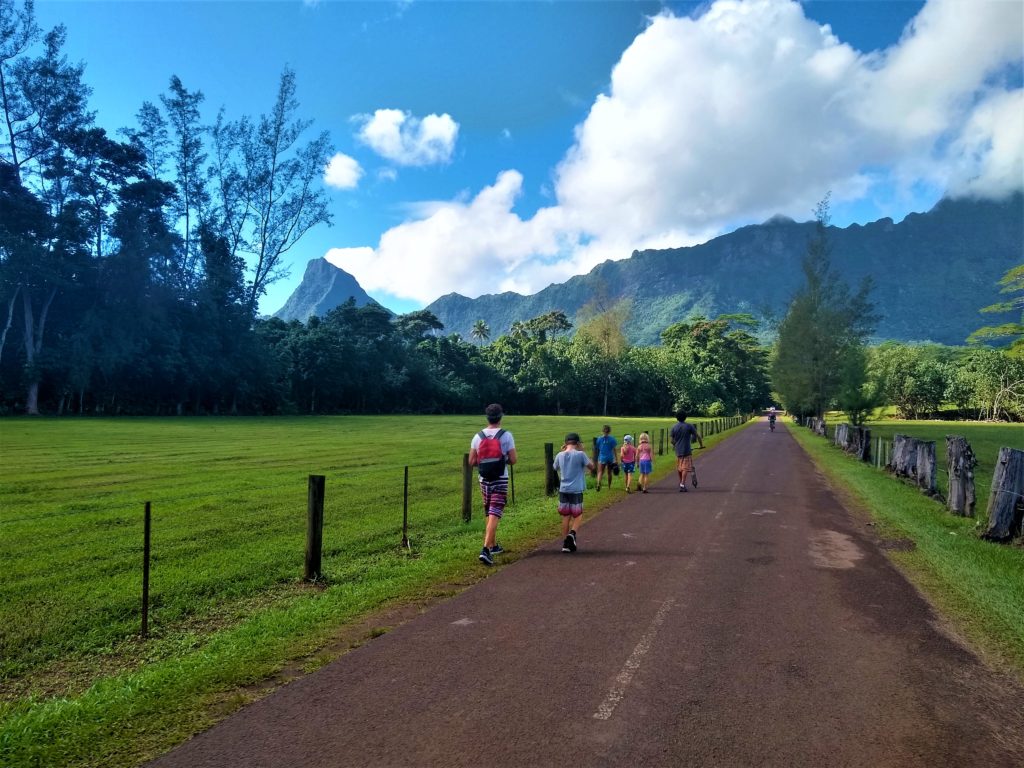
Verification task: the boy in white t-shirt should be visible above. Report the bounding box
[552,432,595,553]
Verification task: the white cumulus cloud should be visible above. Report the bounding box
[355,108,459,166]
[323,153,363,189]
[329,0,1023,306]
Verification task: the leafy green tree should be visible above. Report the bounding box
[771,196,876,418]
[945,346,1024,421]
[0,23,96,413]
[235,68,331,313]
[868,342,949,419]
[160,75,208,285]
[661,314,770,414]
[835,344,877,425]
[470,319,490,344]
[968,264,1024,358]
[576,301,629,415]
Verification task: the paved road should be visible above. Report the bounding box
[151,421,1024,767]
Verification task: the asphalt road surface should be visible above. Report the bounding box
[151,420,1024,767]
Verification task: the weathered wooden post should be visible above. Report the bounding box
[982,448,1024,542]
[591,437,599,476]
[856,427,871,463]
[305,475,325,581]
[402,466,410,548]
[141,501,151,637]
[545,442,556,496]
[915,440,938,496]
[462,454,472,523]
[946,436,977,517]
[658,428,665,456]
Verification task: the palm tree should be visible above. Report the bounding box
[471,319,490,344]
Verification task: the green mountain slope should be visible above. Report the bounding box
[425,193,1023,345]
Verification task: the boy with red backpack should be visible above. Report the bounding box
[469,403,517,565]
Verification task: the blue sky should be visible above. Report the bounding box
[37,0,1024,316]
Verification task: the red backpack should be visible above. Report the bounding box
[476,429,507,480]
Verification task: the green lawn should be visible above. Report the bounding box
[788,422,1024,681]
[0,414,747,768]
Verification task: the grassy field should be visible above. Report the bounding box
[788,421,1024,679]
[0,414,747,767]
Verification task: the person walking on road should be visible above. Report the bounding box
[619,435,637,493]
[670,409,704,492]
[595,425,617,490]
[636,432,654,493]
[469,403,517,565]
[553,432,594,553]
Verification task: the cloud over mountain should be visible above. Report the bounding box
[329,0,1023,305]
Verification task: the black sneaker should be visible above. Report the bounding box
[679,484,687,492]
[567,531,578,552]
[490,543,504,555]
[562,536,573,553]
[479,546,494,566]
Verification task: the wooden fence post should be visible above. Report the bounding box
[462,454,472,523]
[915,440,938,496]
[982,447,1024,541]
[402,466,410,548]
[545,442,556,496]
[305,475,325,581]
[658,428,665,456]
[591,437,599,476]
[946,436,977,517]
[141,501,151,637]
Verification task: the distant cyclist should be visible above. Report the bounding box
[768,407,777,432]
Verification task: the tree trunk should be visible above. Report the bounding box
[20,285,57,415]
[0,285,19,367]
[982,447,1024,542]
[946,436,977,517]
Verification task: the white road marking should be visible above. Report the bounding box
[751,509,777,516]
[451,618,475,626]
[592,597,676,721]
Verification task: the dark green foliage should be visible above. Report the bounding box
[968,263,1024,358]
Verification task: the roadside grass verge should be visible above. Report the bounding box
[788,425,1024,678]
[0,414,748,767]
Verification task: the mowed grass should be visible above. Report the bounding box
[0,414,744,767]
[788,421,1024,678]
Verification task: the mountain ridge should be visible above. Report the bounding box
[275,193,1023,345]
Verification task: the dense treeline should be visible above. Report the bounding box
[0,1,332,415]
